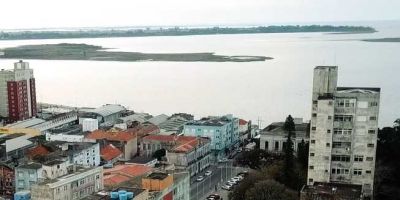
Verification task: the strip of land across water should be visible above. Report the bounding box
[362,38,400,42]
[0,25,376,40]
[0,43,272,62]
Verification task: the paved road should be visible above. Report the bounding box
[190,160,247,200]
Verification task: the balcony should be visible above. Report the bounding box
[333,121,353,129]
[330,175,351,183]
[332,135,352,142]
[334,107,355,114]
[331,161,352,168]
[331,148,351,155]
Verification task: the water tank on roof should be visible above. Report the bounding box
[126,192,134,199]
[110,192,119,199]
[119,193,128,200]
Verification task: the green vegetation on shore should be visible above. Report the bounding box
[362,38,400,42]
[0,25,376,40]
[0,43,271,62]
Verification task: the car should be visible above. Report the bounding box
[218,158,228,163]
[206,197,215,200]
[205,170,212,176]
[231,177,241,182]
[221,184,232,191]
[196,176,204,182]
[227,180,237,185]
[208,194,221,200]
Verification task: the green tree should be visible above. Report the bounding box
[152,149,166,161]
[282,115,295,188]
[245,179,297,200]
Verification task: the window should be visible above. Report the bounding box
[366,157,374,161]
[334,128,352,135]
[328,116,332,120]
[332,168,350,175]
[367,143,375,148]
[326,143,330,147]
[310,153,315,156]
[354,155,364,162]
[369,102,378,107]
[369,116,377,121]
[309,166,314,170]
[327,129,331,133]
[358,101,368,108]
[313,100,318,105]
[332,155,350,162]
[275,141,279,150]
[334,115,353,122]
[368,129,376,134]
[366,170,372,174]
[312,127,316,131]
[264,141,269,150]
[353,169,362,176]
[309,178,313,183]
[357,116,367,122]
[312,113,317,117]
[311,140,315,144]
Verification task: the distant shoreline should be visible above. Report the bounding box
[0,25,376,41]
[0,43,272,62]
[362,38,400,42]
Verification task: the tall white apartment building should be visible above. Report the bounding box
[307,66,380,198]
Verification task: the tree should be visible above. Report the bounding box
[282,115,296,188]
[152,149,166,161]
[297,139,309,169]
[245,179,297,200]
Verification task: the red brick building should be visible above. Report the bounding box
[0,163,15,197]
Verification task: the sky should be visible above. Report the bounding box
[0,0,400,29]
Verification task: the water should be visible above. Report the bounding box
[0,21,399,127]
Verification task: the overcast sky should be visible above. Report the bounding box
[1,0,399,29]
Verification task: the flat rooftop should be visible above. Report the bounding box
[301,182,362,199]
[146,172,169,180]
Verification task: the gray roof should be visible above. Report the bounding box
[120,113,151,123]
[147,114,169,126]
[5,118,46,128]
[17,163,42,170]
[261,122,310,138]
[91,104,126,117]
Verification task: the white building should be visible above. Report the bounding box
[81,118,99,132]
[31,166,103,200]
[307,66,380,198]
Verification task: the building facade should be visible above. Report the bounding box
[307,66,380,198]
[0,163,14,197]
[15,163,43,192]
[260,118,309,152]
[0,61,37,122]
[182,115,239,158]
[31,166,103,200]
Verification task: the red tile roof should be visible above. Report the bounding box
[239,119,248,125]
[86,130,136,142]
[104,174,131,186]
[100,144,122,161]
[27,144,51,159]
[103,164,152,186]
[126,124,160,138]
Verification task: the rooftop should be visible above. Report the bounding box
[185,115,235,127]
[337,87,381,93]
[17,162,42,170]
[127,156,157,165]
[101,144,122,161]
[143,135,209,153]
[82,187,146,200]
[89,104,126,117]
[146,172,169,180]
[301,182,362,199]
[261,121,310,138]
[5,118,46,128]
[86,130,136,142]
[39,166,102,185]
[239,119,248,125]
[104,164,152,178]
[147,114,169,126]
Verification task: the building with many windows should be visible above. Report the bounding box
[0,60,37,122]
[182,114,239,158]
[307,66,380,199]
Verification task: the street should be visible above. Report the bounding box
[190,160,248,200]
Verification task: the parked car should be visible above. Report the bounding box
[208,194,221,200]
[196,176,204,182]
[231,176,241,182]
[205,170,213,176]
[227,180,237,185]
[218,158,228,163]
[221,184,232,191]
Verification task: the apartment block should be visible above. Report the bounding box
[307,66,380,198]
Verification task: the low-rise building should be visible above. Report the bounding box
[140,135,211,177]
[100,144,122,168]
[260,118,310,152]
[300,182,362,200]
[142,172,174,200]
[103,164,152,190]
[83,187,149,200]
[86,130,137,160]
[182,114,239,158]
[158,113,193,134]
[79,104,126,127]
[15,162,43,192]
[171,171,190,200]
[31,166,104,200]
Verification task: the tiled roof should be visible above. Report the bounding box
[100,144,122,161]
[104,174,131,185]
[86,130,135,142]
[126,124,159,138]
[28,144,51,159]
[104,164,152,178]
[239,119,248,125]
